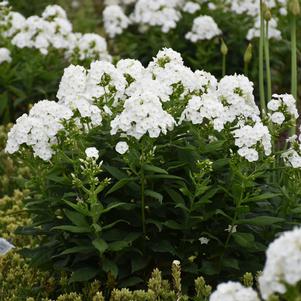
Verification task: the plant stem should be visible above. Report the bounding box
[259,0,266,116]
[291,14,298,134]
[222,54,226,77]
[244,62,249,76]
[264,21,272,103]
[140,146,146,235]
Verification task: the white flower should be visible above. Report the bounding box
[267,94,298,126]
[259,228,301,299]
[210,282,260,301]
[270,112,285,125]
[0,47,12,64]
[172,259,181,266]
[103,5,130,38]
[85,147,99,159]
[110,92,176,139]
[115,141,129,154]
[5,100,73,160]
[225,225,237,233]
[182,1,200,14]
[247,17,281,41]
[0,238,14,255]
[130,0,182,33]
[186,16,221,43]
[199,237,210,245]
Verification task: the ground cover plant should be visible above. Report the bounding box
[2,1,301,301]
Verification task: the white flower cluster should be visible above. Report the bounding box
[102,0,220,38]
[6,48,274,163]
[185,16,221,43]
[85,147,99,159]
[103,5,131,38]
[131,0,182,33]
[182,1,201,14]
[0,4,111,61]
[281,133,301,169]
[267,94,298,126]
[259,228,301,299]
[247,17,281,41]
[0,47,11,64]
[233,122,272,162]
[227,0,287,17]
[210,282,260,301]
[111,92,176,139]
[5,100,73,160]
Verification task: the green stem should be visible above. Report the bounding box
[259,0,266,116]
[140,147,146,235]
[291,14,298,135]
[244,62,249,76]
[222,54,226,77]
[264,21,272,103]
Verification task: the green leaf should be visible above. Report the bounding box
[119,276,143,287]
[232,232,255,249]
[145,174,184,181]
[243,193,280,203]
[51,225,90,233]
[144,189,163,204]
[69,267,99,283]
[64,200,90,216]
[131,256,148,273]
[102,258,118,277]
[143,164,168,174]
[57,246,95,256]
[163,220,183,230]
[151,241,176,255]
[238,216,285,226]
[165,187,185,205]
[106,177,139,195]
[92,238,108,254]
[64,209,89,227]
[222,258,240,270]
[102,219,129,230]
[108,241,129,251]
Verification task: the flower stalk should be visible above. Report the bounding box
[259,0,266,116]
[264,5,272,103]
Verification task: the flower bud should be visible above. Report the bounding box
[220,39,228,56]
[263,3,272,21]
[289,0,301,16]
[244,43,253,65]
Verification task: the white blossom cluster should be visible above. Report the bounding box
[226,0,287,17]
[182,1,201,14]
[233,122,272,162]
[247,17,281,41]
[0,4,111,61]
[103,5,131,38]
[259,228,301,299]
[130,0,183,33]
[5,100,73,160]
[6,48,274,163]
[185,16,221,42]
[0,47,11,64]
[210,282,260,301]
[102,0,221,39]
[281,133,301,169]
[111,92,176,139]
[267,94,298,126]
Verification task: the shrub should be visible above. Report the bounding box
[5,48,301,290]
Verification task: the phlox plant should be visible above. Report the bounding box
[5,48,301,292]
[0,2,111,123]
[101,0,299,96]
